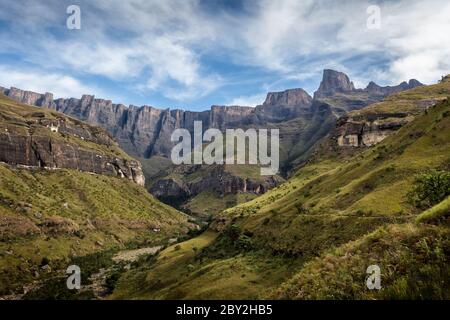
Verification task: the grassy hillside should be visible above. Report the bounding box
[112,95,450,299]
[0,96,193,298]
[349,76,450,117]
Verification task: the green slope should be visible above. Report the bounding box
[112,91,450,299]
[0,97,192,297]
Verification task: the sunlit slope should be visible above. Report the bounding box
[112,98,450,299]
[0,96,192,296]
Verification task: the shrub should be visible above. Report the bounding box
[408,170,450,209]
[224,224,241,242]
[235,235,253,250]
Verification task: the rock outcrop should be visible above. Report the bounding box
[263,88,312,108]
[314,69,422,100]
[0,94,145,186]
[150,164,284,202]
[330,76,449,149]
[365,79,422,96]
[334,113,410,147]
[314,69,356,99]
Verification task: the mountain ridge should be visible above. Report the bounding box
[0,70,424,216]
[0,69,423,159]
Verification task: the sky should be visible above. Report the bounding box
[0,0,448,111]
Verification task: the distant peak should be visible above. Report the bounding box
[263,88,312,107]
[314,69,355,99]
[408,79,423,87]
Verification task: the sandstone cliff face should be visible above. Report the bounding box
[334,113,411,147]
[0,69,425,203]
[331,78,449,149]
[263,88,312,108]
[150,164,283,202]
[0,95,145,186]
[255,88,313,122]
[0,87,312,158]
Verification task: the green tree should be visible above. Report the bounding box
[408,170,450,208]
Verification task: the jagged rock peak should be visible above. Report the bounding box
[263,88,312,107]
[365,79,423,95]
[314,69,355,99]
[408,79,423,87]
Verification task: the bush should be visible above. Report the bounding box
[235,235,253,250]
[408,170,450,209]
[224,224,241,242]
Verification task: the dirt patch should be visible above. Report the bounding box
[112,246,162,263]
[0,215,40,240]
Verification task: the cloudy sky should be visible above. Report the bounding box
[0,0,448,110]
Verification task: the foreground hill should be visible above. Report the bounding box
[0,95,192,298]
[111,80,449,299]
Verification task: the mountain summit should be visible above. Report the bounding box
[314,69,356,99]
[263,88,312,107]
[314,69,423,99]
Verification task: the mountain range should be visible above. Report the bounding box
[0,69,424,216]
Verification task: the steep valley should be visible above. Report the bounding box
[110,80,450,300]
[0,73,447,300]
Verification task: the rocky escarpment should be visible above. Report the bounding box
[0,86,314,158]
[0,70,426,209]
[0,70,422,160]
[0,94,145,186]
[313,69,423,108]
[334,113,411,147]
[330,76,450,148]
[150,164,284,204]
[255,88,313,122]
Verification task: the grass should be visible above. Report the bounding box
[182,190,258,218]
[111,94,450,299]
[415,196,450,223]
[349,77,450,116]
[0,164,191,295]
[0,93,192,296]
[110,230,218,299]
[268,222,449,299]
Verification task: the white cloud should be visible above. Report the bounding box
[222,0,450,85]
[0,0,221,102]
[229,93,267,107]
[0,0,449,104]
[0,65,105,99]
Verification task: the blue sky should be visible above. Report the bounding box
[0,0,448,111]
